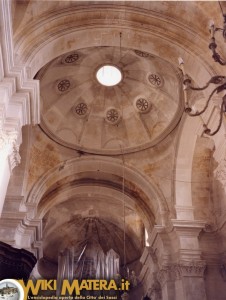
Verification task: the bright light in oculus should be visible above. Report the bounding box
[96,65,122,86]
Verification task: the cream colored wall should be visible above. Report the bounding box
[1,1,226,299]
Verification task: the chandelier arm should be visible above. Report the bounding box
[186,86,219,116]
[212,50,226,65]
[189,84,210,91]
[184,77,210,91]
[204,101,224,136]
[186,76,226,91]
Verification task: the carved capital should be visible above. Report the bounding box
[179,261,206,277]
[157,265,180,286]
[157,261,206,286]
[0,128,18,150]
[0,125,21,171]
[8,143,21,171]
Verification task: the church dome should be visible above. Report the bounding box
[37,46,183,155]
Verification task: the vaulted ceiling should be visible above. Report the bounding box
[6,0,226,279]
[37,46,182,154]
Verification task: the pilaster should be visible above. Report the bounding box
[157,261,206,300]
[145,220,207,300]
[15,217,43,259]
[171,219,205,261]
[0,0,40,212]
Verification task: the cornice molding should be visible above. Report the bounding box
[0,0,40,126]
[13,5,210,65]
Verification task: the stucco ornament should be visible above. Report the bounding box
[0,122,21,171]
[157,261,206,286]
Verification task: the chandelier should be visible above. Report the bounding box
[178,10,226,136]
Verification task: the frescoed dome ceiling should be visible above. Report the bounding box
[37,46,183,155]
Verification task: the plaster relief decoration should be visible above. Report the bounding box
[157,265,181,287]
[55,79,71,94]
[179,261,206,277]
[135,98,152,114]
[0,130,15,151]
[72,102,89,118]
[105,108,121,125]
[0,123,20,172]
[8,144,21,172]
[157,261,206,286]
[62,52,79,64]
[134,50,150,58]
[147,74,163,88]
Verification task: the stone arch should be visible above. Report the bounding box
[25,156,169,228]
[174,109,223,220]
[13,4,215,82]
[16,155,170,259]
[14,6,221,216]
[12,5,222,217]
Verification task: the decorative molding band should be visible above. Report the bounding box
[15,217,43,259]
[171,219,206,230]
[179,261,206,277]
[157,265,180,286]
[0,0,40,126]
